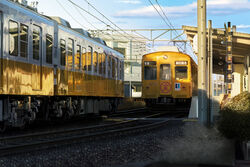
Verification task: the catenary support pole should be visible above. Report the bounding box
[197,0,208,124]
[207,20,213,125]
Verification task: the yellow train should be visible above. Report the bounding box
[0,0,124,130]
[142,51,197,107]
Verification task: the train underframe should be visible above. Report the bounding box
[145,97,192,108]
[0,95,121,131]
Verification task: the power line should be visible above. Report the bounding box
[155,0,184,40]
[155,0,196,56]
[148,0,184,51]
[82,0,135,39]
[55,0,88,30]
[73,5,99,30]
[67,0,140,41]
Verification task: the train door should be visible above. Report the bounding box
[0,12,2,88]
[159,64,172,96]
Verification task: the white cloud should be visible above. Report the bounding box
[117,0,141,4]
[237,24,250,29]
[114,0,250,18]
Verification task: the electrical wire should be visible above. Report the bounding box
[55,0,88,30]
[67,0,139,41]
[148,0,184,51]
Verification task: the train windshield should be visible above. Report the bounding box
[160,64,171,80]
[144,61,157,80]
[175,66,187,80]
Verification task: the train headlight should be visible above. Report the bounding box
[175,61,188,65]
[163,55,168,59]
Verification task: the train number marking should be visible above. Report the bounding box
[160,82,171,93]
[175,83,181,91]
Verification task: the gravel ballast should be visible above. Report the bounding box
[0,120,233,167]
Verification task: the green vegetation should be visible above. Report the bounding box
[218,92,250,140]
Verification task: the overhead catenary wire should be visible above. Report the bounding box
[81,0,137,39]
[72,5,115,40]
[152,0,197,61]
[148,0,184,51]
[155,0,196,54]
[67,0,142,42]
[155,0,197,61]
[55,0,88,30]
[155,0,184,41]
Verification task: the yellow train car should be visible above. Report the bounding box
[142,51,197,107]
[0,0,124,130]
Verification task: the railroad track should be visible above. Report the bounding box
[108,107,148,117]
[0,110,183,157]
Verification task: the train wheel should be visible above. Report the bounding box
[19,119,28,130]
[0,122,6,132]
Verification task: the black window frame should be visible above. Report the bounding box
[87,46,93,72]
[67,38,74,70]
[46,34,53,64]
[175,66,188,80]
[75,45,81,71]
[60,39,66,66]
[160,64,171,80]
[9,20,19,57]
[144,61,157,80]
[20,23,28,58]
[32,25,41,61]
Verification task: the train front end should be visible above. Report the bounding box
[142,52,193,107]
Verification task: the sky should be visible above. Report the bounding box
[33,0,250,33]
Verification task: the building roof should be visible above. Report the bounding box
[183,25,250,74]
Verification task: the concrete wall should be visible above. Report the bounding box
[232,64,245,97]
[248,67,250,92]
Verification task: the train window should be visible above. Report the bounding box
[20,24,28,58]
[160,64,171,80]
[67,39,74,70]
[144,61,157,80]
[99,53,102,75]
[117,60,120,79]
[94,51,98,73]
[120,61,122,80]
[175,66,188,80]
[112,58,115,79]
[107,55,111,78]
[103,53,106,77]
[33,25,41,60]
[82,47,87,71]
[9,20,18,56]
[46,34,53,64]
[116,58,119,79]
[87,46,93,72]
[75,45,81,71]
[60,39,66,66]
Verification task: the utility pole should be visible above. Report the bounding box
[197,0,208,124]
[207,20,213,125]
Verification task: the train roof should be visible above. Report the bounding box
[143,51,197,65]
[143,51,189,57]
[2,0,124,59]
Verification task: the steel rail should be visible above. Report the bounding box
[0,118,178,157]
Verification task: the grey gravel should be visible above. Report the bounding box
[0,121,184,167]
